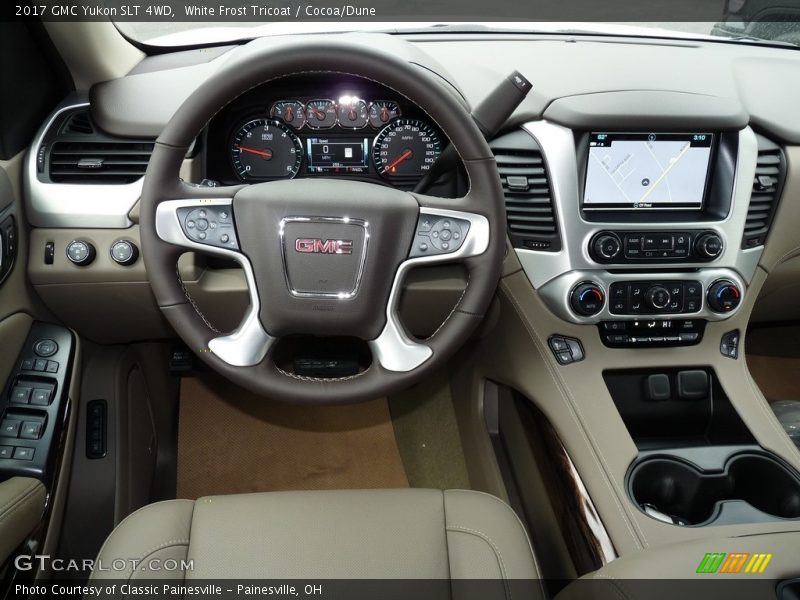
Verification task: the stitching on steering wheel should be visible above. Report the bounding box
[175,265,222,334]
[275,364,367,382]
[429,273,471,339]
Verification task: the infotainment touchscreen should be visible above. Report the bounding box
[583,133,713,210]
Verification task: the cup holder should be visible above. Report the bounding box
[630,452,800,526]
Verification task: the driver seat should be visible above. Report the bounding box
[91,488,544,592]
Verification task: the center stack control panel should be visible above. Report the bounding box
[559,230,744,348]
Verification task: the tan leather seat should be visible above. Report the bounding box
[91,488,544,594]
[0,477,46,565]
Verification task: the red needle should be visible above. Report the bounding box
[383,149,413,173]
[285,105,294,122]
[310,107,325,120]
[381,106,389,122]
[239,146,273,159]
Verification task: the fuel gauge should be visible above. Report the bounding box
[368,101,401,128]
[270,100,306,129]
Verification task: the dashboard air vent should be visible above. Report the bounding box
[742,136,786,249]
[491,129,560,252]
[62,111,94,135]
[48,141,154,184]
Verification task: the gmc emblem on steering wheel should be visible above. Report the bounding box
[295,238,354,255]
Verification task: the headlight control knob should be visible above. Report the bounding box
[707,280,742,313]
[66,239,96,266]
[570,282,605,317]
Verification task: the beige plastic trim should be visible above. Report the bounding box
[453,263,800,556]
[44,21,143,90]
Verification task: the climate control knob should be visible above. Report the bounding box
[645,285,672,310]
[570,282,605,317]
[592,233,622,261]
[695,233,724,259]
[707,280,741,313]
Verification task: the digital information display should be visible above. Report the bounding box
[584,133,713,210]
[307,138,369,173]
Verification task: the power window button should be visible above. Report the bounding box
[11,386,32,404]
[20,422,42,440]
[31,389,52,406]
[13,447,34,461]
[1,419,21,437]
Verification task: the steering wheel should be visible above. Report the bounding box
[140,37,506,404]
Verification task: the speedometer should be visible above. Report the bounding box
[373,119,442,179]
[231,119,303,180]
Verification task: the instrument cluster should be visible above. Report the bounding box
[205,77,447,189]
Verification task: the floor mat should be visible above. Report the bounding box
[389,371,470,489]
[177,375,409,499]
[747,354,800,403]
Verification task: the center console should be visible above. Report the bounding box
[506,118,800,536]
[517,122,762,354]
[604,368,800,527]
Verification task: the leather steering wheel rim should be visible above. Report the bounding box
[140,36,506,404]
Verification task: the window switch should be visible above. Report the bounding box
[1,419,22,438]
[30,389,52,406]
[0,446,13,459]
[20,422,42,440]
[10,386,32,404]
[13,447,34,461]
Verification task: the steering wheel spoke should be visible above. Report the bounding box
[369,202,490,373]
[155,197,275,367]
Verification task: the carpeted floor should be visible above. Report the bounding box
[388,371,470,490]
[747,354,800,403]
[177,375,409,499]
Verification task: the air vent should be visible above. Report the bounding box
[491,129,559,252]
[62,111,94,135]
[742,137,786,249]
[48,140,154,184]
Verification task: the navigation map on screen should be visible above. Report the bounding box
[584,133,713,209]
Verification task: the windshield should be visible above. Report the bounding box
[116,20,800,49]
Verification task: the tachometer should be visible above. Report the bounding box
[231,119,303,180]
[373,119,442,179]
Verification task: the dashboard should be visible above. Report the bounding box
[204,75,449,190]
[19,31,798,349]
